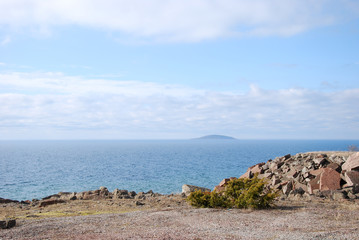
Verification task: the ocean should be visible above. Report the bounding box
[1,139,358,201]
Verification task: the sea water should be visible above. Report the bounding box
[1,139,358,200]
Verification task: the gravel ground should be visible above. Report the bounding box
[1,199,359,240]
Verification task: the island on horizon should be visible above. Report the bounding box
[192,135,237,140]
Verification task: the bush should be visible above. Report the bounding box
[187,191,229,208]
[187,176,278,209]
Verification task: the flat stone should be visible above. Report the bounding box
[320,168,341,191]
[308,175,321,194]
[327,162,341,172]
[345,171,359,186]
[309,168,325,176]
[342,152,359,172]
[39,199,65,207]
[239,170,252,179]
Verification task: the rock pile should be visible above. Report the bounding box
[214,152,359,201]
[33,187,163,207]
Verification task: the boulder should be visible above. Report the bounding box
[0,219,16,229]
[39,199,65,207]
[250,163,265,175]
[342,152,359,172]
[308,175,321,194]
[182,184,211,196]
[327,163,341,173]
[282,181,293,195]
[344,171,359,187]
[0,198,19,204]
[319,168,341,191]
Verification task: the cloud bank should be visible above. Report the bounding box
[0,72,358,139]
[0,0,357,42]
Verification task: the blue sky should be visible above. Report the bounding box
[0,0,358,139]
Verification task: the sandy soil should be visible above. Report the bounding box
[1,196,359,240]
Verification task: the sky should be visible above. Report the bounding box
[0,0,359,140]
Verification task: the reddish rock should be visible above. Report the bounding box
[342,152,359,172]
[309,168,325,176]
[218,177,236,187]
[345,171,359,186]
[327,163,341,172]
[214,177,236,192]
[239,170,252,179]
[308,175,321,194]
[250,163,265,175]
[319,168,341,191]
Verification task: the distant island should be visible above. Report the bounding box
[192,135,237,140]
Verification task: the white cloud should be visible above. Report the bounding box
[0,35,11,45]
[0,72,358,139]
[0,0,356,42]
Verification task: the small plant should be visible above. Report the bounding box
[225,176,278,209]
[187,175,278,209]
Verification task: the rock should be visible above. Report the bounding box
[0,219,16,229]
[0,198,19,204]
[313,158,327,165]
[182,184,211,196]
[342,152,359,172]
[319,168,341,191]
[250,163,265,175]
[309,168,325,176]
[6,219,16,229]
[213,177,237,192]
[239,169,252,179]
[308,175,321,194]
[135,201,145,206]
[327,163,341,172]
[282,181,293,195]
[39,199,65,207]
[345,171,359,186]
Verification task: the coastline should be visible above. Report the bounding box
[2,151,359,239]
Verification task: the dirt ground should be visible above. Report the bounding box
[1,195,359,240]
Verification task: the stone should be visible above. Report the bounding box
[327,163,341,172]
[345,171,359,186]
[282,181,293,195]
[0,198,19,204]
[308,175,321,194]
[182,184,211,196]
[6,219,16,229]
[309,168,325,176]
[342,152,359,172]
[135,201,144,206]
[0,220,6,229]
[250,163,265,175]
[39,199,65,207]
[313,158,327,165]
[319,168,341,191]
[286,169,299,179]
[239,170,252,179]
[0,219,16,229]
[271,176,280,186]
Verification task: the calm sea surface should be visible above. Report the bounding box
[1,139,358,200]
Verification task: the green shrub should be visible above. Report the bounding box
[187,176,278,209]
[187,191,229,208]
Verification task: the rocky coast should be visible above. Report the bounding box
[1,151,359,239]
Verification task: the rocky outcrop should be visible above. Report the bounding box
[0,219,16,229]
[215,152,359,201]
[182,184,211,196]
